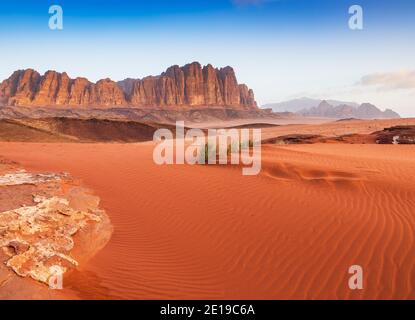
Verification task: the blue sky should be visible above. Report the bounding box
[0,0,414,116]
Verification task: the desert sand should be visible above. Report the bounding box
[0,118,414,299]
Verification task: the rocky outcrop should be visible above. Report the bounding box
[118,62,256,109]
[262,125,415,145]
[300,100,400,119]
[262,134,323,145]
[0,63,257,109]
[372,125,415,144]
[0,118,179,143]
[0,69,41,106]
[0,70,127,108]
[0,163,112,295]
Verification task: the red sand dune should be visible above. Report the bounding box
[0,139,414,299]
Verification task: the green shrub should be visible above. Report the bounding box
[199,139,256,164]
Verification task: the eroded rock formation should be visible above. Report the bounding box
[0,62,257,109]
[0,161,112,297]
[373,125,415,144]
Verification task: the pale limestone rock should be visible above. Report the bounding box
[0,174,106,285]
[0,171,68,186]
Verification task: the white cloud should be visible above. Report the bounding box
[359,70,415,91]
[279,73,415,117]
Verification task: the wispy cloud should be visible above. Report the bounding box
[359,70,415,91]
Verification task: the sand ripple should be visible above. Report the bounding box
[0,142,414,299]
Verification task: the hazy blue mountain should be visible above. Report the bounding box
[263,98,400,119]
[263,97,359,113]
[300,101,400,119]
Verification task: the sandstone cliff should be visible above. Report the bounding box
[0,62,257,109]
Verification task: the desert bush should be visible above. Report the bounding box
[199,142,216,164]
[199,139,256,164]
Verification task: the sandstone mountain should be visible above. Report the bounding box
[0,62,257,110]
[299,100,400,119]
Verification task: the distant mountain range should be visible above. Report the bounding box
[0,62,257,110]
[263,97,359,112]
[263,98,400,119]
